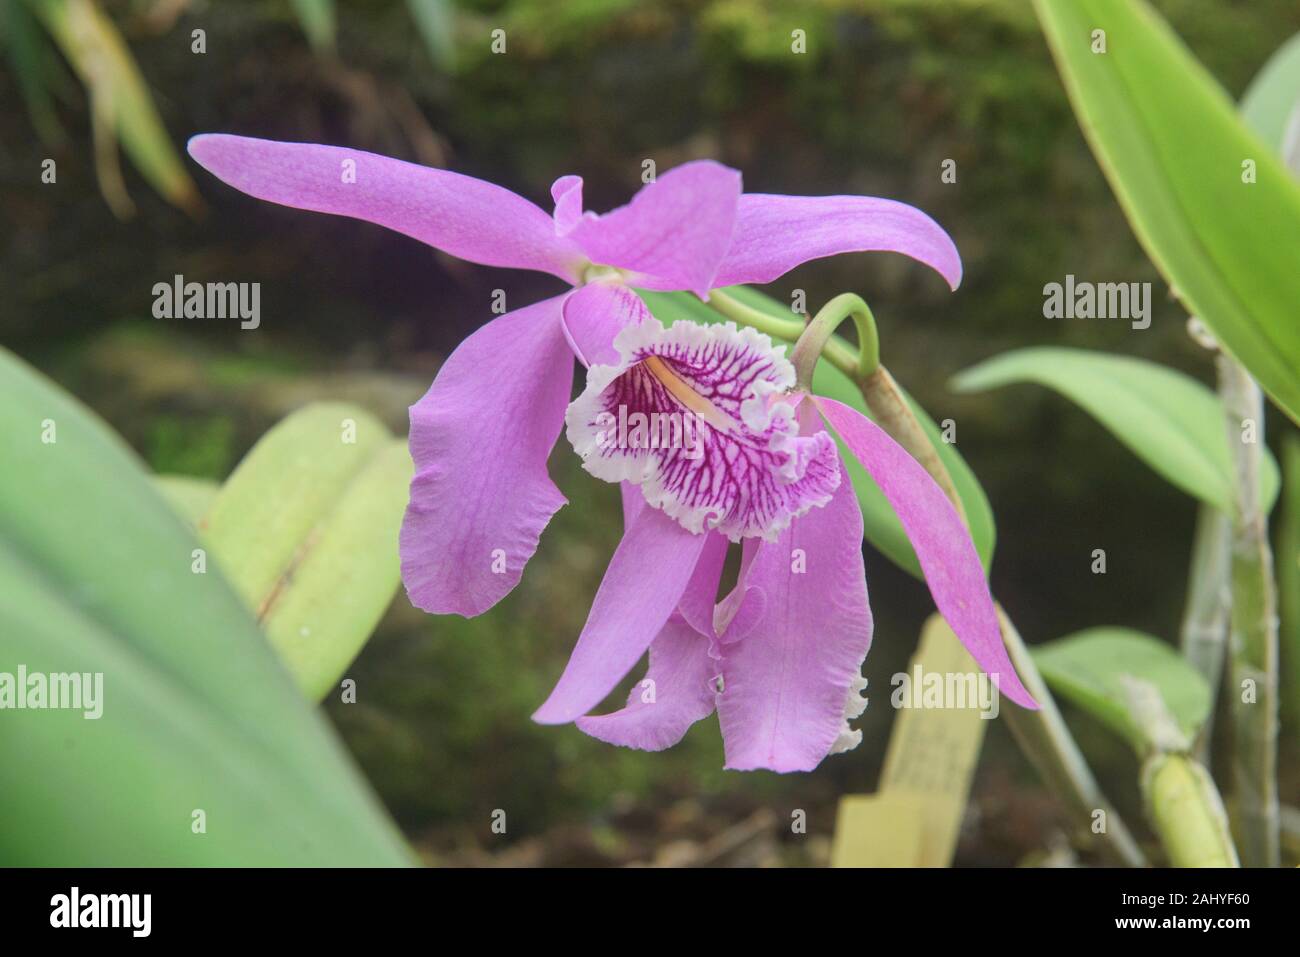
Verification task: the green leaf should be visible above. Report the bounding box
[1,0,66,146]
[1033,627,1212,754]
[952,346,1280,512]
[1241,32,1300,171]
[153,473,219,527]
[0,349,410,865]
[201,404,411,701]
[290,0,337,54]
[1032,0,1300,425]
[639,287,996,578]
[407,0,456,70]
[31,0,201,214]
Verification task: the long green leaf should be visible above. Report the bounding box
[1033,0,1300,425]
[201,404,411,701]
[1241,32,1300,172]
[952,347,1280,512]
[2,0,66,145]
[0,349,410,865]
[407,0,456,70]
[32,0,201,214]
[290,0,336,54]
[640,287,996,578]
[153,474,219,527]
[1033,627,1212,754]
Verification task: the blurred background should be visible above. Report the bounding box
[3,0,1297,865]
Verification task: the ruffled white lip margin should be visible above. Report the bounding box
[565,319,841,541]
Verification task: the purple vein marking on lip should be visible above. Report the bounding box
[566,320,841,541]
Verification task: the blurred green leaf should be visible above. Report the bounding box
[0,349,410,865]
[1033,627,1212,754]
[1033,0,1300,425]
[153,473,219,527]
[952,347,1280,512]
[290,0,336,54]
[31,0,201,215]
[201,404,411,701]
[1241,32,1300,172]
[407,0,456,70]
[641,288,996,579]
[2,0,66,145]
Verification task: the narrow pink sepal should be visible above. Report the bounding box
[813,396,1037,708]
[532,507,709,724]
[188,134,584,281]
[400,295,572,617]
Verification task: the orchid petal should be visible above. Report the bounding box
[575,615,718,751]
[188,134,584,281]
[620,480,645,529]
[712,194,963,291]
[551,174,584,234]
[560,282,650,368]
[715,537,765,642]
[400,295,571,617]
[533,507,709,724]
[716,461,873,772]
[566,160,742,297]
[813,396,1037,708]
[677,531,729,640]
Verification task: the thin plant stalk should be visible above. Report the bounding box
[1217,354,1281,867]
[1178,503,1232,760]
[997,609,1148,866]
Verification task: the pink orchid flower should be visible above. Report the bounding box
[556,317,1037,772]
[186,135,961,625]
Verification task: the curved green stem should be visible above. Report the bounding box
[790,293,880,390]
[705,290,862,381]
[705,289,805,342]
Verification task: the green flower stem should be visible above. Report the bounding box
[705,289,860,378]
[861,361,1147,866]
[1217,354,1281,868]
[704,289,805,341]
[1143,753,1240,867]
[860,367,967,526]
[790,293,880,389]
[1178,503,1232,761]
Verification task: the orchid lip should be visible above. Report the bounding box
[639,354,738,433]
[565,319,841,541]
